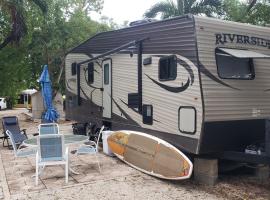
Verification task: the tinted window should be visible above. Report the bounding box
[71,62,77,76]
[104,64,109,85]
[216,49,255,80]
[159,55,177,81]
[88,62,94,84]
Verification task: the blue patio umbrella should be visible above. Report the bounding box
[39,65,59,122]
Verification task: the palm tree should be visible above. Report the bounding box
[223,0,262,24]
[247,0,257,13]
[144,0,223,19]
[0,0,47,50]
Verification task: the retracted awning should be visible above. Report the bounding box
[78,38,148,65]
[218,48,270,58]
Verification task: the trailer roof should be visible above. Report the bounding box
[68,14,195,55]
[68,14,270,57]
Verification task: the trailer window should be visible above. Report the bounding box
[71,62,77,76]
[216,49,255,80]
[159,55,177,81]
[88,62,94,84]
[104,64,109,85]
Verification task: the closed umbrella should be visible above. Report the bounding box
[39,65,59,122]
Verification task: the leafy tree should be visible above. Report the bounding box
[144,0,223,19]
[0,43,30,103]
[0,0,110,101]
[25,0,110,93]
[223,0,270,25]
[63,0,104,16]
[0,0,47,50]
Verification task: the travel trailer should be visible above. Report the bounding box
[0,98,7,110]
[65,15,270,164]
[16,89,37,109]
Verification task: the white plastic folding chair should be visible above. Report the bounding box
[6,130,36,158]
[38,123,59,135]
[75,126,105,172]
[35,134,69,185]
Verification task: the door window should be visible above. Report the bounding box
[71,62,77,75]
[104,64,110,85]
[88,62,94,84]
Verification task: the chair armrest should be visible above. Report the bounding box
[17,143,26,150]
[21,129,28,138]
[0,135,8,139]
[84,140,96,146]
[65,147,69,160]
[32,133,39,136]
[21,129,27,134]
[83,141,97,150]
[36,151,39,165]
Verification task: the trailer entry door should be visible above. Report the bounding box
[102,59,112,118]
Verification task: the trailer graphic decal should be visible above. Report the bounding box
[145,55,195,93]
[120,99,162,124]
[112,98,141,127]
[177,58,194,85]
[152,55,195,86]
[145,74,190,93]
[66,78,76,92]
[198,62,241,91]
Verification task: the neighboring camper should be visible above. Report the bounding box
[65,15,270,164]
[0,98,7,110]
[16,89,37,109]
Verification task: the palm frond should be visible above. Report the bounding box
[144,0,223,19]
[184,0,196,13]
[144,0,179,19]
[144,1,174,18]
[246,0,257,13]
[191,0,222,17]
[177,0,184,15]
[31,0,48,13]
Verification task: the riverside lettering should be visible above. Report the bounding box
[216,33,270,49]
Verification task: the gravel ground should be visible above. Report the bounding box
[0,108,269,200]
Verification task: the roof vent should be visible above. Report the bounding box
[129,18,158,26]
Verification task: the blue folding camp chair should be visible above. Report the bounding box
[2,116,27,147]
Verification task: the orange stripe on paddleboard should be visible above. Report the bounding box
[107,131,129,156]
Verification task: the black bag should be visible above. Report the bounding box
[72,123,87,135]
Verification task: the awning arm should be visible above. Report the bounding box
[78,37,149,65]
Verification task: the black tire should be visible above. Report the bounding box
[0,106,1,111]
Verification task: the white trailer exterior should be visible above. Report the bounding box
[65,15,270,160]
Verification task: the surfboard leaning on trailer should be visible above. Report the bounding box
[107,130,193,180]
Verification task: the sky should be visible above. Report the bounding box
[91,0,163,25]
[91,0,251,25]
